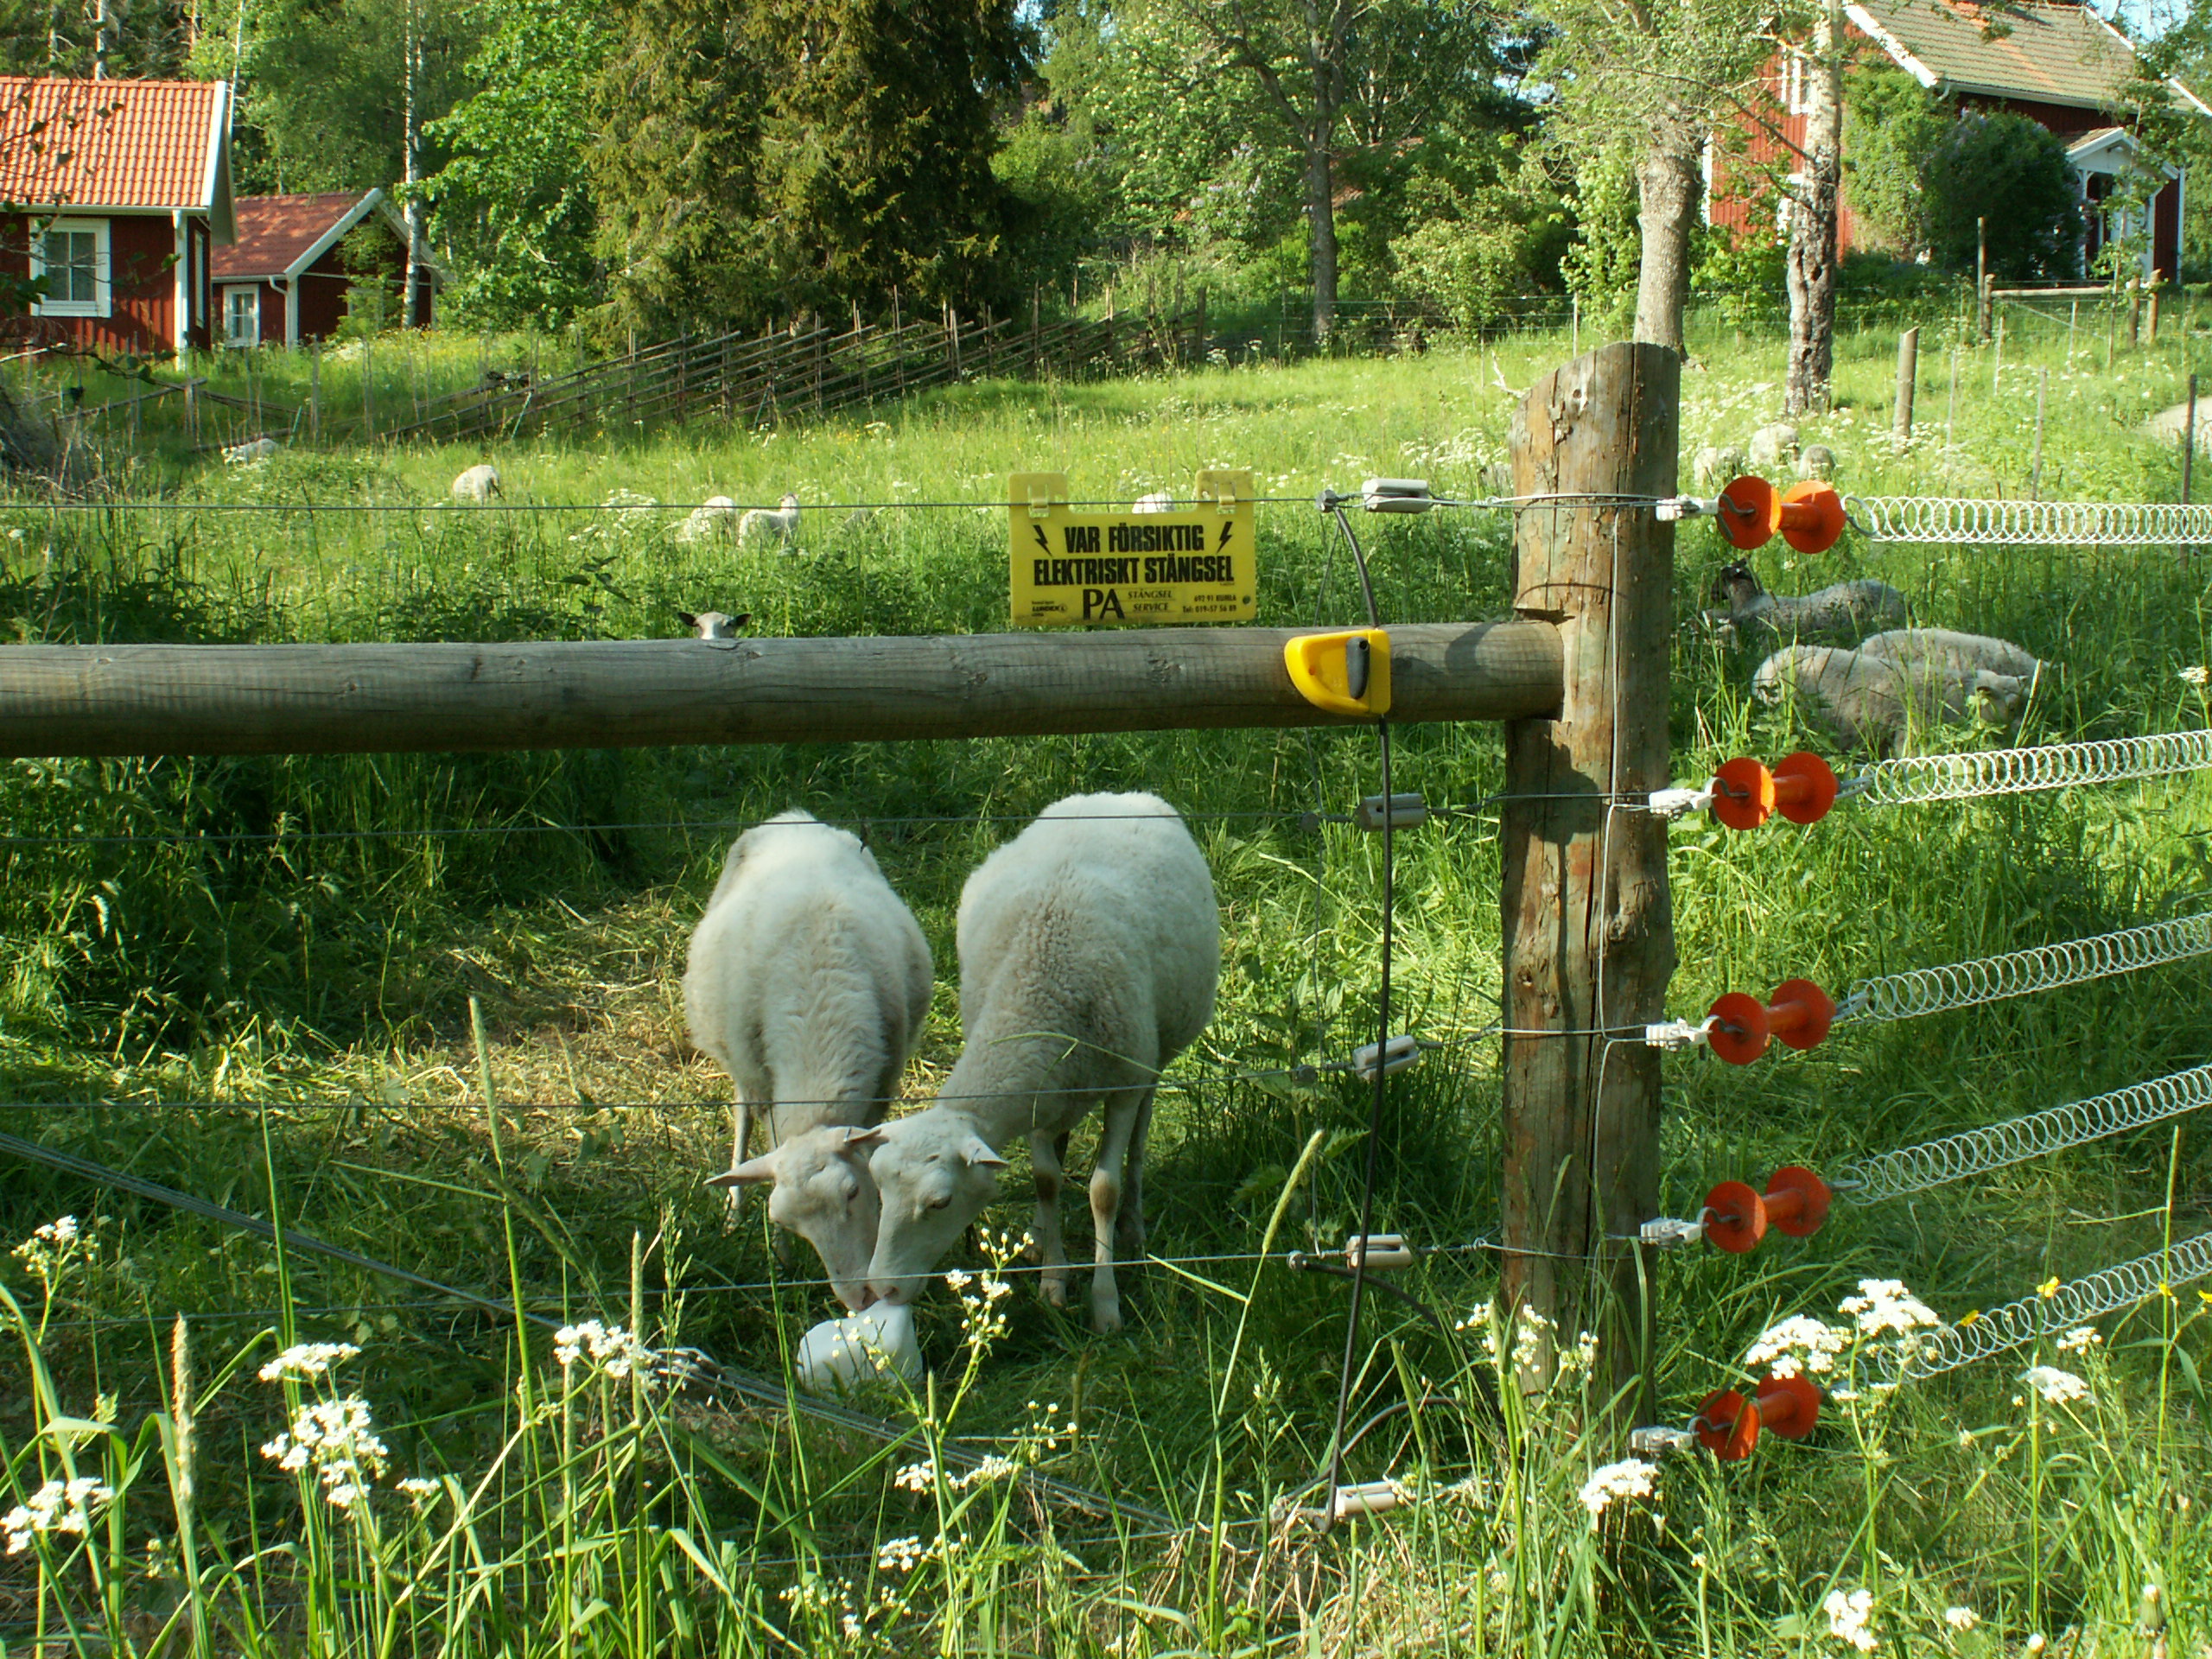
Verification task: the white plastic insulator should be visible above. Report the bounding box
[1629,1426,1698,1457]
[1643,1019,1713,1052]
[1354,792,1429,830]
[1362,477,1433,513]
[1647,785,1715,820]
[1655,495,1715,523]
[1332,1479,1408,1518]
[1353,1034,1422,1079]
[1638,1216,1708,1248]
[1345,1233,1415,1270]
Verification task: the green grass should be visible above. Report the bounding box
[3,302,2212,1655]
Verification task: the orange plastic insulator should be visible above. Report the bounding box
[1702,1179,1768,1253]
[1705,980,1834,1065]
[1777,481,1847,553]
[1770,752,1840,824]
[1715,476,1777,550]
[1760,1165,1833,1238]
[1710,757,1777,831]
[1702,1166,1834,1253]
[1695,1373,1822,1462]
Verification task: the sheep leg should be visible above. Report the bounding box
[1030,1129,1073,1307]
[1115,1090,1154,1257]
[725,1093,752,1214]
[1087,1093,1146,1335]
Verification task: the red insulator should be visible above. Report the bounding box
[1710,478,1846,554]
[1706,979,1834,1065]
[1701,1165,1834,1254]
[1694,1372,1823,1462]
[1710,752,1840,831]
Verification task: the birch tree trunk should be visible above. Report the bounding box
[1306,124,1338,345]
[1633,126,1702,354]
[401,0,423,329]
[1785,13,1842,416]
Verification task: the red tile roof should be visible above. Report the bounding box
[214,191,377,281]
[0,76,227,211]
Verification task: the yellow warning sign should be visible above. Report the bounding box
[1008,469,1257,627]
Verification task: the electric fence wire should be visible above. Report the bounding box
[1833,1061,2212,1203]
[1847,493,2212,548]
[1832,911,2212,1026]
[1844,728,2212,807]
[2,491,1674,518]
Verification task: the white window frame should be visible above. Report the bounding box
[29,218,111,318]
[1781,53,1814,116]
[223,284,262,348]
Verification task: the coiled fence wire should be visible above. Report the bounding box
[1850,729,2212,806]
[1847,495,2212,548]
[1835,912,2212,1025]
[1834,1061,2212,1202]
[1885,1226,2212,1382]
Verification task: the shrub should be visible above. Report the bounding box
[1923,112,2083,280]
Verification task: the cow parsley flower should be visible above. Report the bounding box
[553,1320,652,1382]
[3,1478,114,1555]
[1577,1458,1656,1520]
[893,1461,935,1493]
[2055,1325,2101,1353]
[2180,665,2209,688]
[1943,1605,1978,1631]
[876,1535,925,1573]
[1838,1279,1941,1339]
[12,1215,94,1281]
[259,1342,361,1383]
[2022,1364,2088,1405]
[1823,1586,1878,1652]
[1745,1314,1849,1378]
[260,1396,389,1510]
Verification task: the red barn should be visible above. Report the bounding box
[0,76,235,355]
[212,189,439,347]
[1709,0,2208,281]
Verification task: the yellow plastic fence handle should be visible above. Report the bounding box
[1284,629,1391,717]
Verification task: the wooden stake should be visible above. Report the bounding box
[1893,326,1917,442]
[1501,342,1676,1431]
[308,341,321,442]
[2031,368,2047,499]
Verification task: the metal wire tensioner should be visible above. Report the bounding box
[1833,1061,2212,1203]
[1848,494,2212,548]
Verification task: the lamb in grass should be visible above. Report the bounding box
[738,493,803,548]
[1753,644,2029,758]
[451,463,502,503]
[854,791,1220,1334]
[1707,559,1909,644]
[691,810,934,1311]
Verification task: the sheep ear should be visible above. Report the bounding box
[728,613,752,628]
[706,1155,777,1189]
[676,611,699,627]
[960,1135,1008,1170]
[842,1126,888,1150]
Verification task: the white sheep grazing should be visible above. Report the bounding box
[855,791,1220,1334]
[676,609,750,639]
[1708,560,1909,643]
[1859,627,2045,683]
[690,810,934,1310]
[452,463,503,503]
[223,436,279,464]
[1754,644,2028,758]
[738,493,803,549]
[1131,492,1174,513]
[676,496,741,544]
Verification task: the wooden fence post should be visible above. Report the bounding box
[1893,326,1917,442]
[362,334,375,442]
[1501,341,1677,1433]
[308,341,321,442]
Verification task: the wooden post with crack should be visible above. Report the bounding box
[1500,341,1678,1432]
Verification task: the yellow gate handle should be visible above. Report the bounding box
[1284,629,1391,717]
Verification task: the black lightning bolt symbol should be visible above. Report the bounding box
[1216,522,1233,552]
[1032,524,1050,555]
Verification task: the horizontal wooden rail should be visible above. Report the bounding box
[0,622,1560,757]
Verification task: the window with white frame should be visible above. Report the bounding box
[224,286,260,348]
[30,219,110,317]
[1781,53,1814,116]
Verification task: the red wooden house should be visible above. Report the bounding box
[1,76,235,355]
[211,189,439,348]
[1710,0,2208,281]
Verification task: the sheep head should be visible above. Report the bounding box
[1709,559,1763,610]
[854,1114,1007,1309]
[1970,671,2029,728]
[706,1124,882,1310]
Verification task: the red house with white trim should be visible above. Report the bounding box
[211,189,438,348]
[1,76,235,355]
[1711,0,2208,280]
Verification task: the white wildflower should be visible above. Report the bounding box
[12,1215,93,1280]
[1577,1458,1656,1520]
[396,1477,441,1507]
[1822,1586,1878,1652]
[259,1395,389,1510]
[3,1477,115,1555]
[876,1535,925,1573]
[553,1320,652,1382]
[952,1455,1017,1490]
[2055,1325,2101,1353]
[2181,665,2209,687]
[259,1342,362,1383]
[1511,1306,1554,1372]
[1943,1605,1977,1631]
[2022,1365,2088,1405]
[943,1269,973,1291]
[1745,1314,1849,1378]
[893,1461,935,1493]
[1839,1279,1942,1339]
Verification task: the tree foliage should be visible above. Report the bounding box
[1840,60,1951,257]
[1923,111,2082,280]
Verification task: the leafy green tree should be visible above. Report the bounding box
[1389,131,1572,326]
[1841,60,1951,256]
[1923,112,2082,280]
[589,0,1031,334]
[424,0,613,327]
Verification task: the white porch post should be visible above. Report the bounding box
[172,209,192,358]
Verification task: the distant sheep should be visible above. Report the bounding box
[451,463,502,503]
[1748,423,1799,469]
[1754,643,2028,757]
[676,496,740,544]
[738,493,803,549]
[692,810,934,1311]
[1859,627,2045,683]
[677,609,750,639]
[1707,559,1908,644]
[1798,443,1837,481]
[855,791,1220,1334]
[1693,444,1747,491]
[1131,493,1174,513]
[223,437,279,464]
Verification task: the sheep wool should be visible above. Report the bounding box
[1708,560,1909,644]
[1754,644,2027,757]
[451,463,502,503]
[1859,628,2044,683]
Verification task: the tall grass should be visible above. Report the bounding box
[4,308,2212,1653]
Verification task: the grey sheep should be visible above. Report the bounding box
[1798,443,1836,481]
[1753,644,2028,757]
[1748,423,1799,469]
[1693,444,1747,490]
[1859,627,2044,683]
[1707,559,1909,643]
